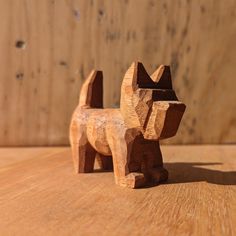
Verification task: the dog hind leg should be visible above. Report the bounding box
[96,154,113,171]
[71,137,96,173]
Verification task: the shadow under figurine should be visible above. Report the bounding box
[70,62,186,188]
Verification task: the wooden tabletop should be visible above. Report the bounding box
[0,145,235,236]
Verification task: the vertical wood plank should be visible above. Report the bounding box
[0,0,235,145]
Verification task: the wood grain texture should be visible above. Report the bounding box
[0,146,235,235]
[0,0,235,145]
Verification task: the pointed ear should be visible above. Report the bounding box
[151,65,172,89]
[122,62,155,90]
[122,62,138,90]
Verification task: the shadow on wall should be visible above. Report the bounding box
[165,162,236,186]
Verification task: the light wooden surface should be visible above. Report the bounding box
[0,0,235,146]
[0,145,235,235]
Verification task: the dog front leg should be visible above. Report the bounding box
[108,130,146,188]
[146,142,168,183]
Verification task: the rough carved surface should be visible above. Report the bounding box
[70,62,186,188]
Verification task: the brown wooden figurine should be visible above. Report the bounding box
[70,62,186,188]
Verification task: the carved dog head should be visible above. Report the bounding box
[120,62,186,140]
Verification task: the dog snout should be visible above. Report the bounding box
[144,101,186,140]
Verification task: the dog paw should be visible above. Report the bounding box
[149,167,168,183]
[118,172,146,188]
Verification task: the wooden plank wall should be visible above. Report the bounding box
[0,0,235,146]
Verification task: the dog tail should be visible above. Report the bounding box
[78,70,103,108]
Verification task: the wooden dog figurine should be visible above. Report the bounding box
[70,62,186,188]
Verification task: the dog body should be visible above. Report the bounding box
[72,108,119,156]
[70,62,186,188]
